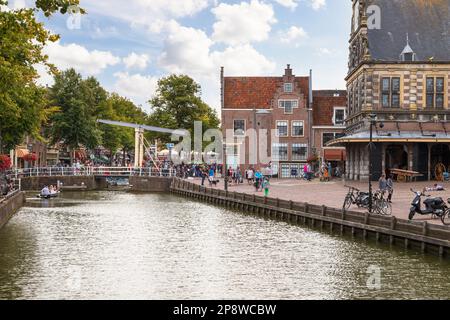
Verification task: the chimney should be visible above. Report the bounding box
[309,69,313,107]
[285,64,292,77]
[220,66,224,109]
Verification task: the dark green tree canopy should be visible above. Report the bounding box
[148,75,220,144]
[0,0,82,153]
[48,69,101,156]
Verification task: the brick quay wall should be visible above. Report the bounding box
[0,191,26,230]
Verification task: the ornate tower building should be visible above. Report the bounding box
[333,0,450,181]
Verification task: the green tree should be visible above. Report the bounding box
[104,94,148,165]
[148,75,220,145]
[0,0,82,153]
[48,69,101,164]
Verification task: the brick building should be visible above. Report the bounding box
[331,0,450,181]
[312,90,347,170]
[221,65,347,178]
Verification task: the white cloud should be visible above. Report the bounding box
[86,0,212,30]
[159,21,214,76]
[43,41,120,75]
[273,0,298,10]
[157,21,276,109]
[210,45,276,76]
[123,52,150,70]
[310,0,326,10]
[317,47,334,56]
[212,0,277,45]
[113,72,159,108]
[159,21,275,76]
[273,0,325,11]
[34,64,55,87]
[280,26,308,46]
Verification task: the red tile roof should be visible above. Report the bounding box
[313,91,348,126]
[224,77,310,109]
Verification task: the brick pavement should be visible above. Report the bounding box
[190,177,450,225]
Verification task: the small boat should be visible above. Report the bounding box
[36,192,60,199]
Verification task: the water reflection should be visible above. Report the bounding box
[0,191,449,300]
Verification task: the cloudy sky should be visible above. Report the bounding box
[8,0,352,112]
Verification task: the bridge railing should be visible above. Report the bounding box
[4,167,177,179]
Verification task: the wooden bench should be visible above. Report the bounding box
[389,169,423,182]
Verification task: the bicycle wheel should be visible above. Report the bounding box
[343,195,352,210]
[380,199,392,215]
[441,208,450,225]
[374,198,391,215]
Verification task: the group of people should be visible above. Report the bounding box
[378,174,394,203]
[40,185,59,197]
[0,175,15,197]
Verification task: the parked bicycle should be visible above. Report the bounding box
[343,186,392,215]
[373,190,392,216]
[343,186,369,210]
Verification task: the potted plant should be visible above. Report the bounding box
[0,155,12,172]
[24,153,38,167]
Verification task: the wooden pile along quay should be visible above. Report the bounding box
[170,178,450,259]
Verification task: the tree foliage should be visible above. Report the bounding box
[48,69,101,162]
[148,75,220,145]
[0,0,81,153]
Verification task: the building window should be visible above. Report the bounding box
[333,108,346,126]
[322,132,345,147]
[278,100,298,114]
[284,83,293,93]
[233,119,245,136]
[276,121,288,137]
[292,144,308,161]
[272,143,288,161]
[427,77,445,108]
[292,121,304,137]
[381,77,400,108]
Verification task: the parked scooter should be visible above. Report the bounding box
[409,188,447,220]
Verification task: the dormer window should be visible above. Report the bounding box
[400,34,416,62]
[284,83,293,93]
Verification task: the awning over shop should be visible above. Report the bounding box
[15,149,29,158]
[328,131,450,146]
[324,149,346,161]
[75,150,86,160]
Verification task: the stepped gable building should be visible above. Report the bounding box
[333,0,450,181]
[221,65,347,178]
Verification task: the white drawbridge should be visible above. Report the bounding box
[97,120,187,169]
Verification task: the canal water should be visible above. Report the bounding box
[0,191,449,300]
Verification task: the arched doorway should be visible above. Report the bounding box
[430,144,450,180]
[385,144,408,175]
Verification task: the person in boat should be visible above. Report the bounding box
[49,185,58,194]
[40,186,51,198]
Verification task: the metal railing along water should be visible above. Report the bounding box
[5,167,177,179]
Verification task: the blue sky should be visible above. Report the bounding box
[7,0,353,112]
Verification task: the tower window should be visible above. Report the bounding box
[427,77,445,108]
[381,77,401,108]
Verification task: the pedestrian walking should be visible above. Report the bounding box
[328,162,332,180]
[254,170,262,191]
[387,174,394,203]
[201,168,207,186]
[262,178,270,197]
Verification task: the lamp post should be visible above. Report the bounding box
[223,142,228,191]
[368,113,377,214]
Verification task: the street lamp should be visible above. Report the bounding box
[223,142,228,191]
[368,113,384,214]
